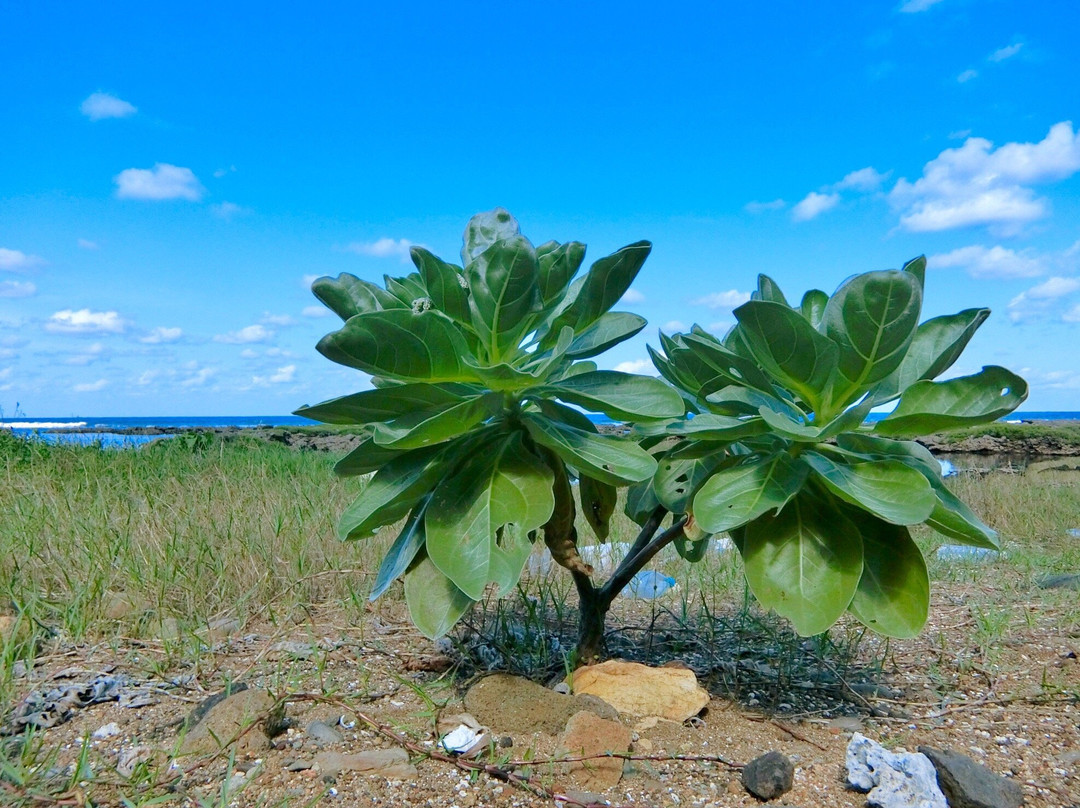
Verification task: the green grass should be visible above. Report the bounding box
[932,420,1080,446]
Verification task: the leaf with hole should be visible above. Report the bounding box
[693,452,808,533]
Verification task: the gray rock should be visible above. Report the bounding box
[1036,573,1080,590]
[846,733,946,808]
[312,749,417,779]
[305,720,343,746]
[918,746,1024,808]
[741,750,794,801]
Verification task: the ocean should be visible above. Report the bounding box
[1,411,1076,448]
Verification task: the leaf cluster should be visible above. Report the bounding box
[638,260,1028,637]
[296,209,683,637]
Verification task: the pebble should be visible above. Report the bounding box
[305,721,343,746]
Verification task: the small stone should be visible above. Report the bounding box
[179,689,285,756]
[312,749,417,779]
[1036,572,1080,590]
[305,721,343,746]
[561,790,608,806]
[918,746,1024,808]
[464,674,619,736]
[117,746,158,779]
[570,660,709,721]
[741,751,794,801]
[846,733,946,808]
[558,710,632,791]
[93,723,121,739]
[271,641,316,659]
[284,759,313,772]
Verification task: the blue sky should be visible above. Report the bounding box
[1,0,1078,416]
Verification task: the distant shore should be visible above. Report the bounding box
[31,420,1080,457]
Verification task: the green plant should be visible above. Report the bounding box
[636,258,1027,639]
[298,209,682,654]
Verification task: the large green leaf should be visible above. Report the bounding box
[543,241,651,342]
[317,309,477,382]
[834,434,999,548]
[384,272,427,306]
[845,508,929,638]
[488,525,536,597]
[579,474,617,540]
[637,413,767,442]
[679,333,778,397]
[467,235,541,360]
[823,270,922,407]
[926,483,1000,549]
[338,445,446,540]
[311,273,402,320]
[537,241,586,305]
[540,371,683,421]
[411,247,471,324]
[754,273,790,306]
[903,254,926,289]
[874,366,1028,436]
[296,382,475,425]
[693,452,808,533]
[372,394,497,449]
[522,413,657,485]
[461,207,521,265]
[425,434,554,599]
[404,550,474,639]
[871,309,990,403]
[733,300,839,413]
[369,496,430,601]
[800,289,828,329]
[741,492,863,637]
[803,451,936,525]
[334,438,403,477]
[564,312,647,359]
[704,387,801,420]
[654,453,727,514]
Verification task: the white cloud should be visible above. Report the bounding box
[929,245,1046,279]
[301,274,321,287]
[989,43,1023,62]
[619,288,645,304]
[46,309,127,334]
[0,248,43,271]
[792,191,841,221]
[708,320,734,333]
[80,92,137,121]
[213,165,237,178]
[662,320,687,333]
[1063,304,1080,323]
[261,313,295,326]
[181,367,216,388]
[65,343,105,366]
[832,167,890,192]
[211,201,250,220]
[957,69,978,84]
[745,199,786,213]
[948,129,972,140]
[344,238,416,261]
[302,305,332,318]
[253,364,297,386]
[214,324,274,344]
[77,238,99,250]
[136,370,159,386]
[73,379,108,392]
[890,122,1080,233]
[692,289,752,309]
[139,326,183,344]
[1007,276,1080,322]
[899,0,945,11]
[0,281,36,298]
[114,163,204,201]
[614,359,652,374]
[1021,276,1080,300]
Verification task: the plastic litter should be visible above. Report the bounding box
[624,570,677,599]
[939,459,958,477]
[1066,528,1080,538]
[935,545,1001,562]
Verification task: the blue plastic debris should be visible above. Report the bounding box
[1066,528,1080,538]
[935,545,1000,562]
[624,570,677,599]
[939,459,957,477]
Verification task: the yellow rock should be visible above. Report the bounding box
[570,660,709,722]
